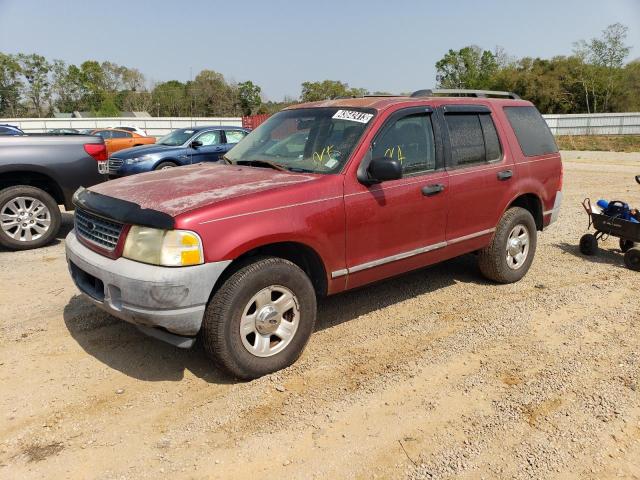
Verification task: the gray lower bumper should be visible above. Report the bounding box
[65,230,230,342]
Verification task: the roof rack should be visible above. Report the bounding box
[410,89,521,100]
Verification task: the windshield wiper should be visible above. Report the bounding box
[234,159,288,171]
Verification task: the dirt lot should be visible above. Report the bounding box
[1,156,639,480]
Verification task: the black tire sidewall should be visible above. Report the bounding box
[580,234,598,256]
[624,248,640,271]
[204,258,317,379]
[487,208,537,283]
[0,186,61,250]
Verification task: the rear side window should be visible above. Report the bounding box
[504,106,558,156]
[111,131,132,139]
[445,113,502,167]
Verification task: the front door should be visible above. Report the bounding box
[189,130,224,163]
[344,107,449,289]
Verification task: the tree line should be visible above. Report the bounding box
[0,23,637,118]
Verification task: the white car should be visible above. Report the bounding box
[106,125,148,136]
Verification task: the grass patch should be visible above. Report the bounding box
[556,135,640,152]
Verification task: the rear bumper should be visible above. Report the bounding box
[65,230,230,343]
[544,191,563,226]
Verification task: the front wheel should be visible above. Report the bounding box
[478,207,537,284]
[155,161,178,170]
[579,234,598,256]
[201,257,317,380]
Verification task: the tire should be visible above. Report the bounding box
[155,161,178,170]
[619,238,635,253]
[0,185,61,251]
[579,233,598,256]
[201,257,317,380]
[624,247,640,271]
[478,207,537,284]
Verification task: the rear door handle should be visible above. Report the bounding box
[497,170,513,181]
[422,184,445,196]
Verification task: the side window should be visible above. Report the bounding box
[504,106,558,156]
[196,131,221,146]
[96,130,112,139]
[225,130,247,144]
[372,113,436,175]
[110,130,131,139]
[445,113,502,167]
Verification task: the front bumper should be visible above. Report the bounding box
[65,230,230,345]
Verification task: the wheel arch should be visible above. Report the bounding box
[213,241,328,299]
[0,170,65,206]
[507,193,543,231]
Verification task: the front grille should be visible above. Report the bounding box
[108,157,124,172]
[75,208,123,252]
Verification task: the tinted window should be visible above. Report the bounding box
[94,130,112,139]
[373,113,436,175]
[479,115,501,161]
[446,114,485,166]
[504,106,558,156]
[196,131,221,146]
[225,130,247,144]
[446,113,502,166]
[110,130,131,139]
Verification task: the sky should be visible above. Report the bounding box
[1,0,639,101]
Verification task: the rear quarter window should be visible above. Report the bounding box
[504,106,558,157]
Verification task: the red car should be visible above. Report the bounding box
[66,89,562,379]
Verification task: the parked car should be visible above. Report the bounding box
[0,134,106,250]
[106,126,249,177]
[0,124,24,136]
[48,128,81,135]
[66,90,562,379]
[91,128,156,156]
[105,125,147,136]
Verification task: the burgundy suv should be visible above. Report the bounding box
[66,89,563,379]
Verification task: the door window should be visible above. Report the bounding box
[110,130,132,139]
[372,113,436,175]
[195,131,221,146]
[225,130,247,144]
[445,113,502,167]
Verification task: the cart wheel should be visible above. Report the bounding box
[579,234,598,256]
[620,239,635,253]
[624,247,640,271]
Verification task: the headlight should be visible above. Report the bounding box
[123,226,204,266]
[126,156,150,165]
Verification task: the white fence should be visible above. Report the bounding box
[542,113,640,136]
[0,116,243,137]
[2,113,640,137]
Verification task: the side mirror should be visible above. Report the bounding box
[190,140,203,148]
[367,157,402,183]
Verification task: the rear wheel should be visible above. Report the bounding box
[0,185,61,250]
[619,238,635,253]
[201,257,317,380]
[579,234,598,256]
[478,207,537,283]
[624,247,640,271]
[155,161,177,170]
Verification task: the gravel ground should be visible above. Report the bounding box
[1,155,639,479]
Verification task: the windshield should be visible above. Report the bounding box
[225,107,375,174]
[157,128,196,146]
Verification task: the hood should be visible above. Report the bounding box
[88,163,318,217]
[110,143,179,158]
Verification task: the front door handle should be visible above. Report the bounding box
[422,184,445,196]
[497,170,513,181]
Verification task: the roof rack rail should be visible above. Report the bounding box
[410,89,521,100]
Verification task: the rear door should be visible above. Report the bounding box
[108,130,134,153]
[344,107,449,288]
[440,105,515,248]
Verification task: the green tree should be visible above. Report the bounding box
[300,80,368,102]
[17,53,51,117]
[189,70,237,116]
[435,46,498,89]
[0,52,23,116]
[238,80,262,115]
[151,80,189,116]
[51,60,86,113]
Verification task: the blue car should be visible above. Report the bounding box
[0,124,24,135]
[107,125,250,177]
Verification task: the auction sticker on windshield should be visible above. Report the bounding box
[332,110,373,123]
